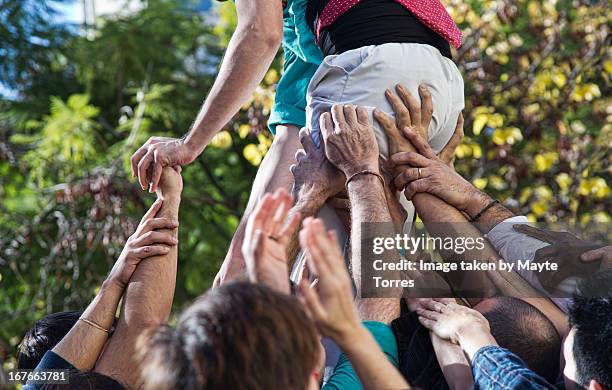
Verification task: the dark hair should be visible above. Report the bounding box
[478,297,561,383]
[18,311,83,369]
[569,268,612,388]
[139,282,320,390]
[40,369,125,390]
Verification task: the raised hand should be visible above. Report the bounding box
[320,105,380,179]
[108,198,179,289]
[290,127,345,201]
[373,84,434,156]
[131,136,197,193]
[298,218,361,343]
[242,188,301,294]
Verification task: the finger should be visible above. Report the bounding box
[356,106,369,125]
[418,84,433,134]
[418,316,436,331]
[373,108,403,143]
[278,211,301,245]
[250,193,274,232]
[320,112,334,140]
[385,89,411,128]
[343,104,359,127]
[312,221,343,269]
[331,105,346,133]
[299,127,317,153]
[139,198,163,225]
[389,151,432,168]
[131,146,148,178]
[295,149,307,162]
[138,217,180,235]
[402,127,437,159]
[131,245,171,258]
[137,149,155,190]
[172,165,182,174]
[420,298,447,313]
[396,84,421,128]
[300,280,326,321]
[133,231,178,247]
[533,245,559,262]
[581,247,605,262]
[439,114,464,165]
[513,224,558,244]
[393,167,422,189]
[304,221,331,276]
[415,307,441,321]
[403,179,430,200]
[149,149,164,193]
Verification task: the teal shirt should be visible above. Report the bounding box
[323,321,400,390]
[269,0,324,133]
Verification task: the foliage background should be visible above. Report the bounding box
[0,0,610,368]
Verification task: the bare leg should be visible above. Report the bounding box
[214,125,301,286]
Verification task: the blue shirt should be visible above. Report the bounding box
[472,345,559,390]
[22,351,75,390]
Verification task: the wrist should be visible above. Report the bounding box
[183,132,205,159]
[341,161,380,179]
[463,189,492,217]
[101,277,126,294]
[335,321,369,348]
[455,323,498,361]
[346,171,384,190]
[297,184,334,205]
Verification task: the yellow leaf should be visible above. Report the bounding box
[472,114,488,135]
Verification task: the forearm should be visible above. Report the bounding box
[94,192,180,386]
[348,175,402,321]
[52,280,123,370]
[287,187,328,263]
[184,2,281,152]
[339,326,410,390]
[430,332,473,390]
[413,193,498,302]
[348,175,397,291]
[461,190,514,234]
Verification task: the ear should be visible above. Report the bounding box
[587,379,604,390]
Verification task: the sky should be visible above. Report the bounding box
[54,0,213,24]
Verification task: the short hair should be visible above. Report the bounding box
[18,311,83,369]
[569,268,612,388]
[139,282,320,390]
[40,369,125,390]
[477,297,561,383]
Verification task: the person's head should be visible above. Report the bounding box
[18,311,83,369]
[563,269,612,390]
[475,297,561,383]
[139,282,322,390]
[40,369,125,390]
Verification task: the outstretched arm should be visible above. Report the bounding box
[95,167,182,387]
[130,0,283,192]
[299,219,410,390]
[49,199,178,371]
[320,105,401,321]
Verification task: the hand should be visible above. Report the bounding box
[131,136,197,193]
[298,218,361,344]
[108,199,179,289]
[389,127,478,209]
[320,105,380,178]
[156,166,184,199]
[242,188,301,294]
[416,299,490,344]
[374,84,433,156]
[290,127,345,202]
[513,225,604,291]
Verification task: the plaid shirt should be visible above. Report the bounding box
[472,346,560,390]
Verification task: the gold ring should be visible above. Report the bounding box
[417,168,422,179]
